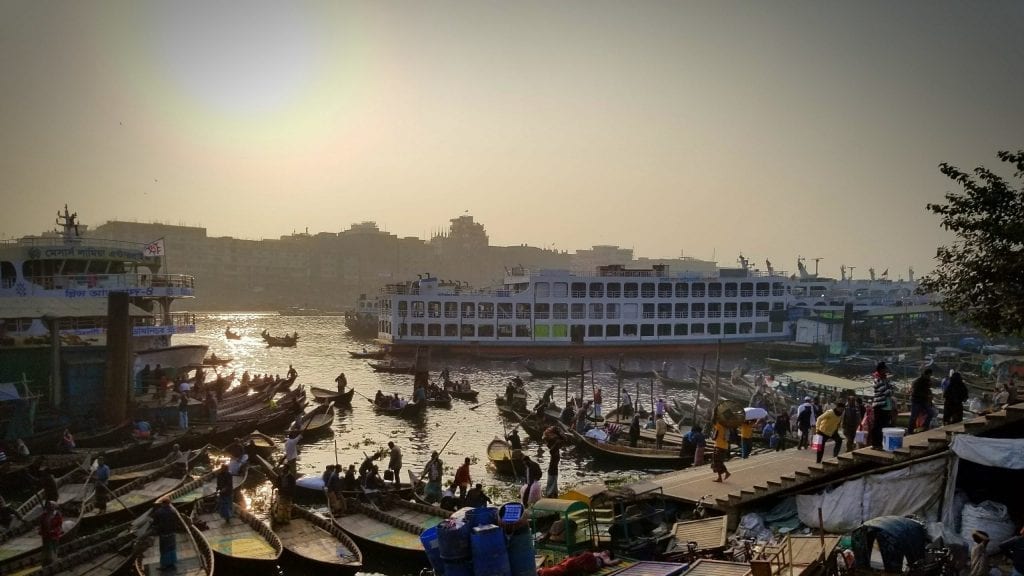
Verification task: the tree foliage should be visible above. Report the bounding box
[919,150,1024,337]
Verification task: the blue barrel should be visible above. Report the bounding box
[471,524,511,576]
[420,525,446,576]
[444,559,474,576]
[506,529,536,576]
[466,506,499,529]
[437,521,471,561]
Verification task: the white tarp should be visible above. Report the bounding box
[950,435,1024,469]
[0,383,21,401]
[797,456,948,533]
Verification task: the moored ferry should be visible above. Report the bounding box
[377,264,795,356]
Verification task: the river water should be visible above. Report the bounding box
[176,313,747,575]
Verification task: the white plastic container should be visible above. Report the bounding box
[882,427,905,451]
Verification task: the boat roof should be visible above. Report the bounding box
[782,371,870,391]
[0,298,153,318]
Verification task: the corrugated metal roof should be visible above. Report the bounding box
[0,298,152,318]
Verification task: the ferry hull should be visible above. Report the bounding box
[381,338,781,358]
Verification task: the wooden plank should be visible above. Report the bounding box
[665,516,728,552]
[137,532,206,575]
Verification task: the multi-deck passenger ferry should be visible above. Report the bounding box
[375,261,928,356]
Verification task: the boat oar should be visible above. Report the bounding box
[470,396,498,411]
[418,430,457,482]
[352,387,376,405]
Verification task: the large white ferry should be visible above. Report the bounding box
[375,259,928,356]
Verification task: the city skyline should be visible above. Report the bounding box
[2,1,1022,279]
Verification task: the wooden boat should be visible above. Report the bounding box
[450,389,479,401]
[2,521,135,576]
[0,502,85,568]
[524,360,589,378]
[487,437,525,476]
[134,502,214,576]
[349,349,387,360]
[202,355,232,367]
[607,363,655,379]
[296,403,336,435]
[653,370,699,389]
[425,391,452,409]
[261,330,298,348]
[570,429,690,469]
[6,460,92,524]
[79,460,189,529]
[242,431,277,459]
[373,400,427,420]
[333,498,448,564]
[309,386,355,406]
[274,504,363,572]
[74,422,135,449]
[165,468,248,508]
[368,362,418,375]
[225,327,242,340]
[766,357,824,372]
[191,499,282,566]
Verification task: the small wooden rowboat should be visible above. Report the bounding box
[274,504,363,572]
[309,386,355,406]
[134,502,215,576]
[191,500,283,566]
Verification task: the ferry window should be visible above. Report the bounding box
[571,283,586,298]
[724,303,737,318]
[589,283,604,298]
[740,302,753,317]
[411,323,425,336]
[588,325,603,337]
[478,303,494,319]
[516,303,531,319]
[607,283,621,298]
[674,283,688,297]
[516,325,531,338]
[444,303,458,318]
[428,324,442,336]
[624,283,638,298]
[642,303,655,319]
[428,302,441,318]
[461,302,475,318]
[658,283,672,298]
[674,324,688,336]
[773,282,785,296]
[411,301,424,318]
[691,323,704,334]
[399,323,409,336]
[535,282,550,298]
[692,283,705,297]
[623,324,638,336]
[498,303,512,319]
[657,324,671,336]
[444,324,458,337]
[723,323,736,335]
[589,303,603,319]
[739,322,753,334]
[606,303,620,319]
[0,261,14,288]
[708,283,722,298]
[535,303,550,319]
[641,324,654,337]
[756,302,769,317]
[571,304,585,319]
[641,283,655,298]
[674,303,688,318]
[553,303,568,319]
[770,321,783,333]
[754,282,767,297]
[461,324,475,337]
[553,283,568,298]
[535,325,550,338]
[755,322,769,334]
[63,260,87,275]
[622,303,638,320]
[498,324,513,338]
[552,324,568,338]
[606,324,621,337]
[657,303,671,319]
[691,303,705,319]
[479,325,495,337]
[708,304,721,318]
[708,323,721,335]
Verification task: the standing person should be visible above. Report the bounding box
[944,372,969,424]
[680,425,705,466]
[466,484,492,508]
[814,402,846,463]
[387,441,403,485]
[282,431,302,474]
[204,391,218,424]
[843,395,864,452]
[711,418,731,482]
[593,388,603,419]
[177,393,189,430]
[152,497,177,570]
[93,456,111,514]
[622,389,634,415]
[870,362,894,450]
[287,364,298,379]
[335,372,347,393]
[216,463,233,522]
[739,419,754,458]
[655,414,668,449]
[544,429,561,498]
[774,411,791,451]
[796,397,816,450]
[506,428,522,450]
[522,455,543,506]
[655,397,666,419]
[908,368,934,434]
[628,413,641,447]
[454,457,472,500]
[39,501,63,566]
[274,468,296,524]
[422,451,444,504]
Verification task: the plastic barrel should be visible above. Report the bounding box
[437,521,471,561]
[506,528,536,576]
[420,525,446,576]
[466,506,499,529]
[443,559,474,576]
[471,524,511,576]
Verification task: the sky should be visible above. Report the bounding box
[1,0,1022,280]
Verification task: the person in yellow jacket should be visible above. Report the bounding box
[815,402,846,463]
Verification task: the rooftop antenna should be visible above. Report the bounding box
[812,257,822,276]
[848,266,856,280]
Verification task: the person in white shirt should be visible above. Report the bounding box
[282,432,302,473]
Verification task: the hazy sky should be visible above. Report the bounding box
[1,1,1021,279]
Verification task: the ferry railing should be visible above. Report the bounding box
[675,312,689,319]
[18,273,195,293]
[0,236,150,251]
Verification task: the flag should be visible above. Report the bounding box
[882,268,888,277]
[144,238,165,257]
